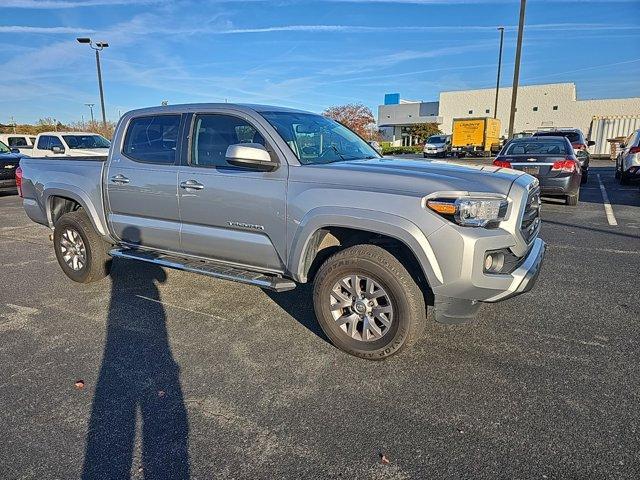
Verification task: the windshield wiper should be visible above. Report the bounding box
[330,145,346,161]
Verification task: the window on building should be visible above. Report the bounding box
[553,105,558,111]
[533,106,538,112]
[468,110,473,114]
[485,109,490,114]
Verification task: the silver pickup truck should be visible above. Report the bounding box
[19,104,545,359]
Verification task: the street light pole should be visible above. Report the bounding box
[77,38,109,128]
[85,103,95,123]
[507,0,527,138]
[95,48,107,126]
[493,27,504,120]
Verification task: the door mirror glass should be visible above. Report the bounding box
[51,145,65,154]
[225,143,276,171]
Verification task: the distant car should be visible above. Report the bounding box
[615,128,640,185]
[0,134,36,155]
[494,136,581,206]
[423,134,451,158]
[532,129,594,184]
[0,140,22,194]
[30,131,110,158]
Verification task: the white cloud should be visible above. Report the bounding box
[0,26,94,33]
[3,0,163,8]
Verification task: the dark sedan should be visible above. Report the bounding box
[493,136,582,206]
[0,140,22,194]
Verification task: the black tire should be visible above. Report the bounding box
[566,192,579,206]
[423,153,428,158]
[313,244,425,360]
[53,210,112,283]
[614,166,620,179]
[620,172,630,185]
[581,170,588,184]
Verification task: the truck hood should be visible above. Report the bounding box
[305,157,524,197]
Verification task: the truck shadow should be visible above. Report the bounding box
[82,244,190,478]
[263,283,330,343]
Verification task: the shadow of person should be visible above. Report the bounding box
[82,244,189,479]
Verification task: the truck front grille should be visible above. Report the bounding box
[520,186,541,243]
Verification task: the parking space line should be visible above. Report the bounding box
[596,174,618,226]
[135,294,225,320]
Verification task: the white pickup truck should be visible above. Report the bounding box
[0,134,37,155]
[30,131,111,158]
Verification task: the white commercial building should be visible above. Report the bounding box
[378,83,640,152]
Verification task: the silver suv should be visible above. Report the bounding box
[19,104,546,359]
[616,128,640,184]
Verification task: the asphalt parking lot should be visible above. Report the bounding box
[0,158,639,479]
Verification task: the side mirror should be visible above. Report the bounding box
[225,143,277,171]
[620,143,626,148]
[587,140,595,147]
[10,148,20,154]
[51,146,65,154]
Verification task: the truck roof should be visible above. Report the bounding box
[122,103,312,117]
[36,131,103,136]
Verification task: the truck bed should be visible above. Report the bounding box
[19,156,110,235]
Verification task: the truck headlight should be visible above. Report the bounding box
[426,195,508,227]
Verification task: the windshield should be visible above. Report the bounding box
[62,135,111,149]
[427,135,447,144]
[0,141,10,154]
[505,140,569,155]
[535,131,581,144]
[260,111,380,165]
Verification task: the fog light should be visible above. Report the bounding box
[484,252,505,273]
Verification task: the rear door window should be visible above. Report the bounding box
[8,137,28,147]
[37,136,51,150]
[505,140,569,155]
[123,115,181,164]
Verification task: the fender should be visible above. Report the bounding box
[43,184,112,240]
[288,206,444,286]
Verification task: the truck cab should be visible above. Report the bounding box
[31,131,111,158]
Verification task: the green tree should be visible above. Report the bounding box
[406,123,442,144]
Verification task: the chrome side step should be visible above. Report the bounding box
[109,248,296,292]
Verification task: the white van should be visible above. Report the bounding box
[0,134,37,155]
[31,132,110,158]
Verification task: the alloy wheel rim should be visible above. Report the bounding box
[60,228,86,271]
[329,274,394,342]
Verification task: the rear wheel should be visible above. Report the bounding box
[53,210,112,283]
[313,244,425,360]
[581,170,588,184]
[620,172,630,185]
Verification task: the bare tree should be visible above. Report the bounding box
[323,103,376,139]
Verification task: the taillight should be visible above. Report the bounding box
[15,166,23,197]
[551,159,578,173]
[629,146,640,154]
[493,159,512,168]
[572,142,587,151]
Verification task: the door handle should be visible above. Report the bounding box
[110,174,130,184]
[180,180,204,191]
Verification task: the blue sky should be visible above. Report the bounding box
[1,0,639,124]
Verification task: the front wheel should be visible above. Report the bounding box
[313,244,426,360]
[53,210,112,283]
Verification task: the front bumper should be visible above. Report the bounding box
[483,237,546,302]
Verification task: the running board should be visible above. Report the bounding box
[109,248,296,292]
